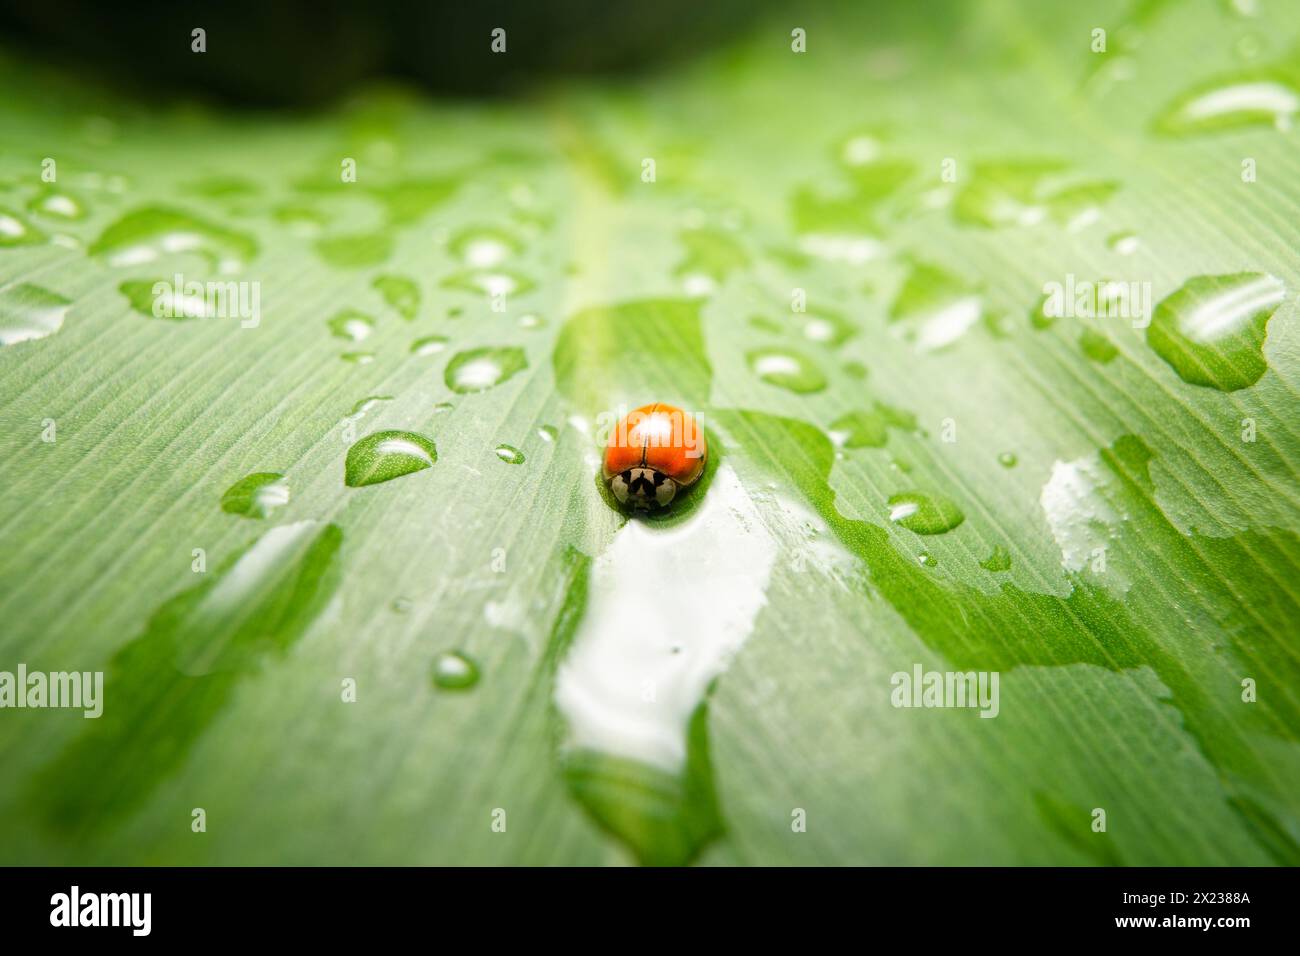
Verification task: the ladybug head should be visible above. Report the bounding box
[609,466,677,509]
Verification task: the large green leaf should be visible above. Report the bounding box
[1,0,1298,865]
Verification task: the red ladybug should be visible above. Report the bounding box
[602,403,707,509]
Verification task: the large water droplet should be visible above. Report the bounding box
[91,206,257,272]
[1155,73,1299,135]
[445,346,528,394]
[887,491,965,534]
[0,283,71,345]
[328,309,374,342]
[372,274,420,319]
[220,472,289,519]
[345,430,437,486]
[747,348,826,393]
[432,651,480,690]
[1146,272,1284,390]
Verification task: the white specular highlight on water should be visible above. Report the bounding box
[554,465,776,774]
[1040,456,1118,573]
[1179,274,1284,342]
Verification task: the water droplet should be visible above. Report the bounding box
[345,430,437,487]
[980,544,1012,572]
[432,651,480,690]
[432,402,454,413]
[1147,272,1284,390]
[1107,231,1139,255]
[800,309,855,347]
[518,313,545,330]
[445,346,528,394]
[843,360,869,379]
[828,403,917,448]
[340,351,375,365]
[450,227,519,268]
[887,491,965,534]
[372,274,420,319]
[328,309,374,342]
[954,160,1116,229]
[747,348,826,393]
[273,203,328,236]
[0,208,44,247]
[891,260,983,350]
[220,472,289,519]
[1080,329,1119,364]
[538,424,558,442]
[917,551,937,567]
[28,190,85,221]
[411,335,449,356]
[997,452,1018,468]
[494,444,525,464]
[0,283,71,345]
[119,279,216,320]
[441,269,533,298]
[91,206,257,272]
[348,395,392,416]
[1155,73,1299,135]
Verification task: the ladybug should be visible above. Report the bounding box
[602,403,707,510]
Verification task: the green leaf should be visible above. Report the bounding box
[1,0,1298,866]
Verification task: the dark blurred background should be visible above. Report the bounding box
[0,0,778,104]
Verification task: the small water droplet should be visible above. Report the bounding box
[340,351,375,365]
[1147,272,1284,390]
[917,551,937,567]
[1107,231,1139,255]
[1080,329,1119,364]
[980,544,1012,572]
[0,283,71,345]
[517,313,545,330]
[432,651,480,690]
[747,348,826,393]
[441,269,533,298]
[445,346,528,394]
[998,452,1018,468]
[220,472,289,519]
[891,260,984,350]
[432,402,454,414]
[372,274,420,320]
[887,491,965,534]
[28,190,85,221]
[411,335,449,356]
[494,444,526,464]
[0,208,44,247]
[348,395,392,416]
[345,430,437,487]
[450,227,520,268]
[538,425,558,442]
[328,309,374,342]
